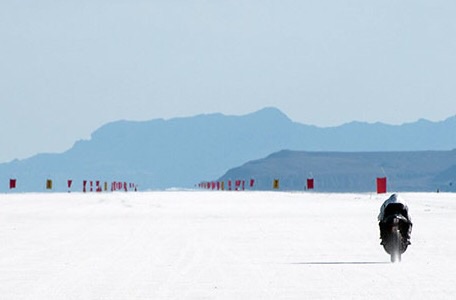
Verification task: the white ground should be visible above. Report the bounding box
[1,191,455,299]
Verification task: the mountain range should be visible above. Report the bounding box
[1,107,455,192]
[219,149,456,192]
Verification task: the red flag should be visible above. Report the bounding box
[67,180,73,189]
[307,178,314,190]
[83,180,87,193]
[235,180,241,190]
[250,179,255,188]
[9,179,16,189]
[377,177,387,194]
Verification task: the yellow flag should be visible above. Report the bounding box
[273,179,279,189]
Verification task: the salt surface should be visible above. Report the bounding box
[1,191,455,299]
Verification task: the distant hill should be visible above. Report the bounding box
[218,150,456,192]
[1,107,455,192]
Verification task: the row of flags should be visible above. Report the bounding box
[7,179,138,192]
[199,177,387,194]
[198,179,256,191]
[273,178,315,190]
[6,177,388,193]
[199,178,317,191]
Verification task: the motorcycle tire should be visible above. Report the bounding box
[390,229,402,263]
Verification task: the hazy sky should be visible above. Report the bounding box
[1,0,456,163]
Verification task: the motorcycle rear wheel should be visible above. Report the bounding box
[390,230,402,263]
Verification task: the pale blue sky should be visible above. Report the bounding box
[1,0,456,162]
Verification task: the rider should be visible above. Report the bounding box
[378,193,412,245]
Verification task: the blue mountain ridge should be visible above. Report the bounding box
[1,107,455,192]
[218,149,456,192]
